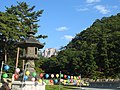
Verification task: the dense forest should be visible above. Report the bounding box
[0,2,120,79]
[39,13,120,79]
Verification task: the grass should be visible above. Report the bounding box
[46,85,79,90]
[46,85,66,90]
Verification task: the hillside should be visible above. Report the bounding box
[66,13,120,78]
[40,13,120,79]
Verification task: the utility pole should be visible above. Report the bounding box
[79,74,81,89]
[16,47,20,68]
[0,61,4,82]
[59,71,61,90]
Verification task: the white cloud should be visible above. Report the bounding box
[112,5,118,9]
[62,35,74,41]
[76,8,88,11]
[86,0,101,3]
[56,26,69,31]
[94,5,110,14]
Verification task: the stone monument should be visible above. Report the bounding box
[11,26,45,90]
[17,26,44,73]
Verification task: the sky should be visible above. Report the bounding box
[0,0,120,50]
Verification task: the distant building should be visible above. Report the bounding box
[38,50,42,57]
[42,48,58,58]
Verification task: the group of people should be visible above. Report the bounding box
[0,82,10,90]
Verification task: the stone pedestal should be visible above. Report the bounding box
[12,81,46,90]
[26,60,36,73]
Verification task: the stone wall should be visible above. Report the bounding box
[89,81,120,89]
[12,81,46,90]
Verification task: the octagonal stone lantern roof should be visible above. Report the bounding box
[17,29,44,49]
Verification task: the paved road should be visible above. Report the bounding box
[73,87,119,90]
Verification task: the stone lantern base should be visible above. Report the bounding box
[12,81,46,90]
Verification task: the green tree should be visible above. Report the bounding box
[56,13,120,78]
[0,12,20,63]
[0,1,46,70]
[6,1,47,39]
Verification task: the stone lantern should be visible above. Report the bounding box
[11,26,46,90]
[17,27,44,73]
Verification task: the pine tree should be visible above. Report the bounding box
[6,1,47,38]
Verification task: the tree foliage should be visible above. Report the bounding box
[0,12,20,63]
[6,1,45,38]
[0,2,45,67]
[41,13,120,79]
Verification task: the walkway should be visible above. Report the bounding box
[73,87,118,90]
